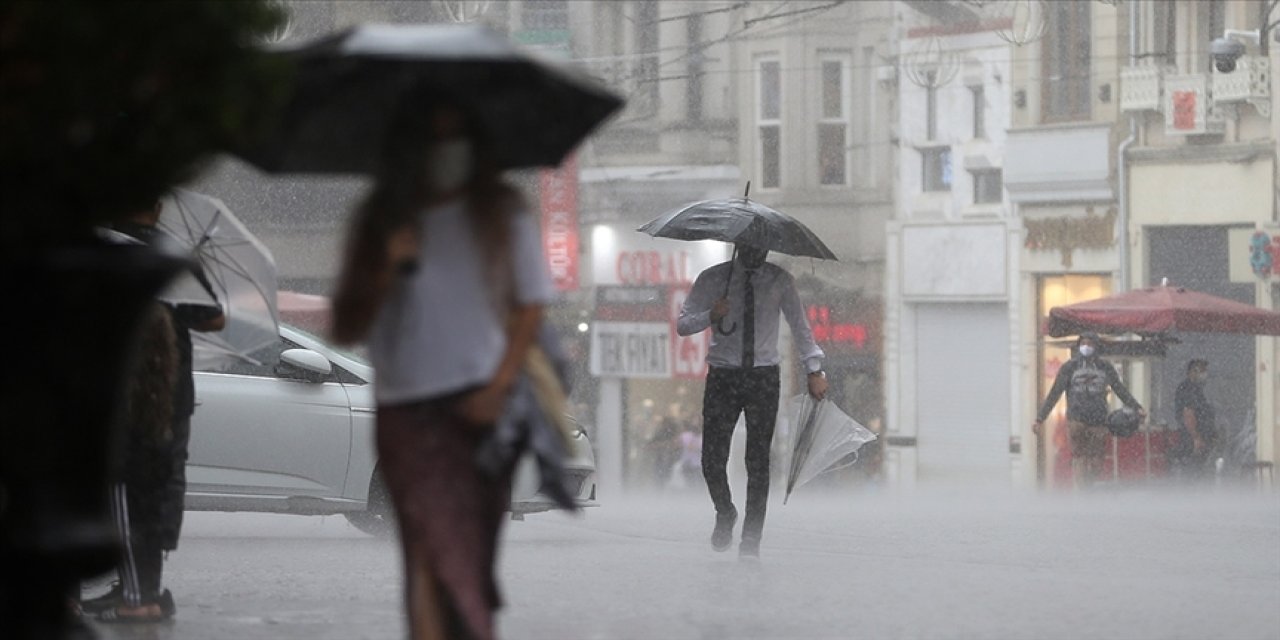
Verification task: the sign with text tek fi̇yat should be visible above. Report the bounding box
[589,321,671,378]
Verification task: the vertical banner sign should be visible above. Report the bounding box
[670,286,709,379]
[1172,91,1196,131]
[541,154,579,292]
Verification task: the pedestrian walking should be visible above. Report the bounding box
[331,100,554,640]
[1033,332,1145,487]
[677,244,827,558]
[1170,359,1217,480]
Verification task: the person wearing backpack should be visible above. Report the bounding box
[1033,332,1145,486]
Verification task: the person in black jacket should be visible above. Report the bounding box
[1171,359,1216,480]
[82,202,224,620]
[1033,332,1145,486]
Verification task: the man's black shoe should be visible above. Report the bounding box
[739,537,760,559]
[710,507,738,552]
[157,589,176,619]
[79,581,124,615]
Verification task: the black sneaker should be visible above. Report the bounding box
[157,589,176,619]
[739,537,760,559]
[79,581,124,615]
[710,507,737,552]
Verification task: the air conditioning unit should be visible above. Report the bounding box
[1163,74,1225,135]
[1212,55,1271,117]
[1120,65,1163,112]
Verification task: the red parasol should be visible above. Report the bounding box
[1045,284,1280,338]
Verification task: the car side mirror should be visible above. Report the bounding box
[277,348,332,382]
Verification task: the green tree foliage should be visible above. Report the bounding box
[0,0,289,249]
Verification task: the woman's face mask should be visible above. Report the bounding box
[1078,344,1096,358]
[427,138,473,192]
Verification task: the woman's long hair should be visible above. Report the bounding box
[331,97,521,345]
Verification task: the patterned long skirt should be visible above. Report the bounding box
[376,396,513,640]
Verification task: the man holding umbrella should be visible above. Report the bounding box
[677,242,827,558]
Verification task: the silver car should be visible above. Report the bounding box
[186,324,597,534]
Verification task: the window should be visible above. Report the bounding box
[1197,0,1225,74]
[521,0,568,31]
[1042,1,1091,122]
[972,169,1003,204]
[970,85,985,139]
[818,56,851,186]
[757,57,782,189]
[1152,1,1177,66]
[634,1,659,116]
[925,80,938,140]
[686,14,703,122]
[921,147,951,192]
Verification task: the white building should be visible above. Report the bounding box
[884,2,1018,487]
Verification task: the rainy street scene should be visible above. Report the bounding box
[1,1,1279,640]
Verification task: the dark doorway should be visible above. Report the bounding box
[1148,226,1256,443]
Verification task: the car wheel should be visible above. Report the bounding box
[344,469,396,537]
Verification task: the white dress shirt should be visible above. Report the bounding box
[367,199,556,404]
[677,260,824,372]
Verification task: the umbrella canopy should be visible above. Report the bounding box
[637,197,838,260]
[1045,284,1280,337]
[159,189,280,367]
[783,394,877,504]
[238,23,624,174]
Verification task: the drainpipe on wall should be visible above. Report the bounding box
[1116,0,1139,292]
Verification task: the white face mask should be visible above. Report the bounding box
[1078,345,1096,358]
[427,139,473,192]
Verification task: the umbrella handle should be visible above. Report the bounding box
[716,318,738,335]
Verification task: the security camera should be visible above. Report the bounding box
[1211,37,1246,73]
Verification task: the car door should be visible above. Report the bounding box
[187,336,353,501]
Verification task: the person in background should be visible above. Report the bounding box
[677,243,827,559]
[1033,332,1145,487]
[82,201,225,620]
[331,98,553,640]
[1171,359,1217,481]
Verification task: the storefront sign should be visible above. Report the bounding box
[541,155,578,292]
[807,305,868,348]
[1023,206,1115,268]
[591,225,729,288]
[1229,227,1280,283]
[590,321,671,378]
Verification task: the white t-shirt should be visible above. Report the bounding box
[367,198,556,405]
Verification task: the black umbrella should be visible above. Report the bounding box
[636,185,838,260]
[238,24,625,174]
[637,183,837,333]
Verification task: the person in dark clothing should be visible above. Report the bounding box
[1171,359,1216,480]
[677,244,827,558]
[95,303,179,622]
[82,202,224,619]
[1033,332,1145,487]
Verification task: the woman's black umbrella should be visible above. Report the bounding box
[237,23,625,174]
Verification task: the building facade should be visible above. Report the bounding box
[884,1,1018,487]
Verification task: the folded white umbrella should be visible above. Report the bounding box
[158,189,279,368]
[783,394,877,504]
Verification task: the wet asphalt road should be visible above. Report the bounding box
[87,488,1280,640]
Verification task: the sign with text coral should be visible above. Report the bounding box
[540,154,579,292]
[590,321,671,378]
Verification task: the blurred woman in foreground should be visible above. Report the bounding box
[331,98,553,640]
